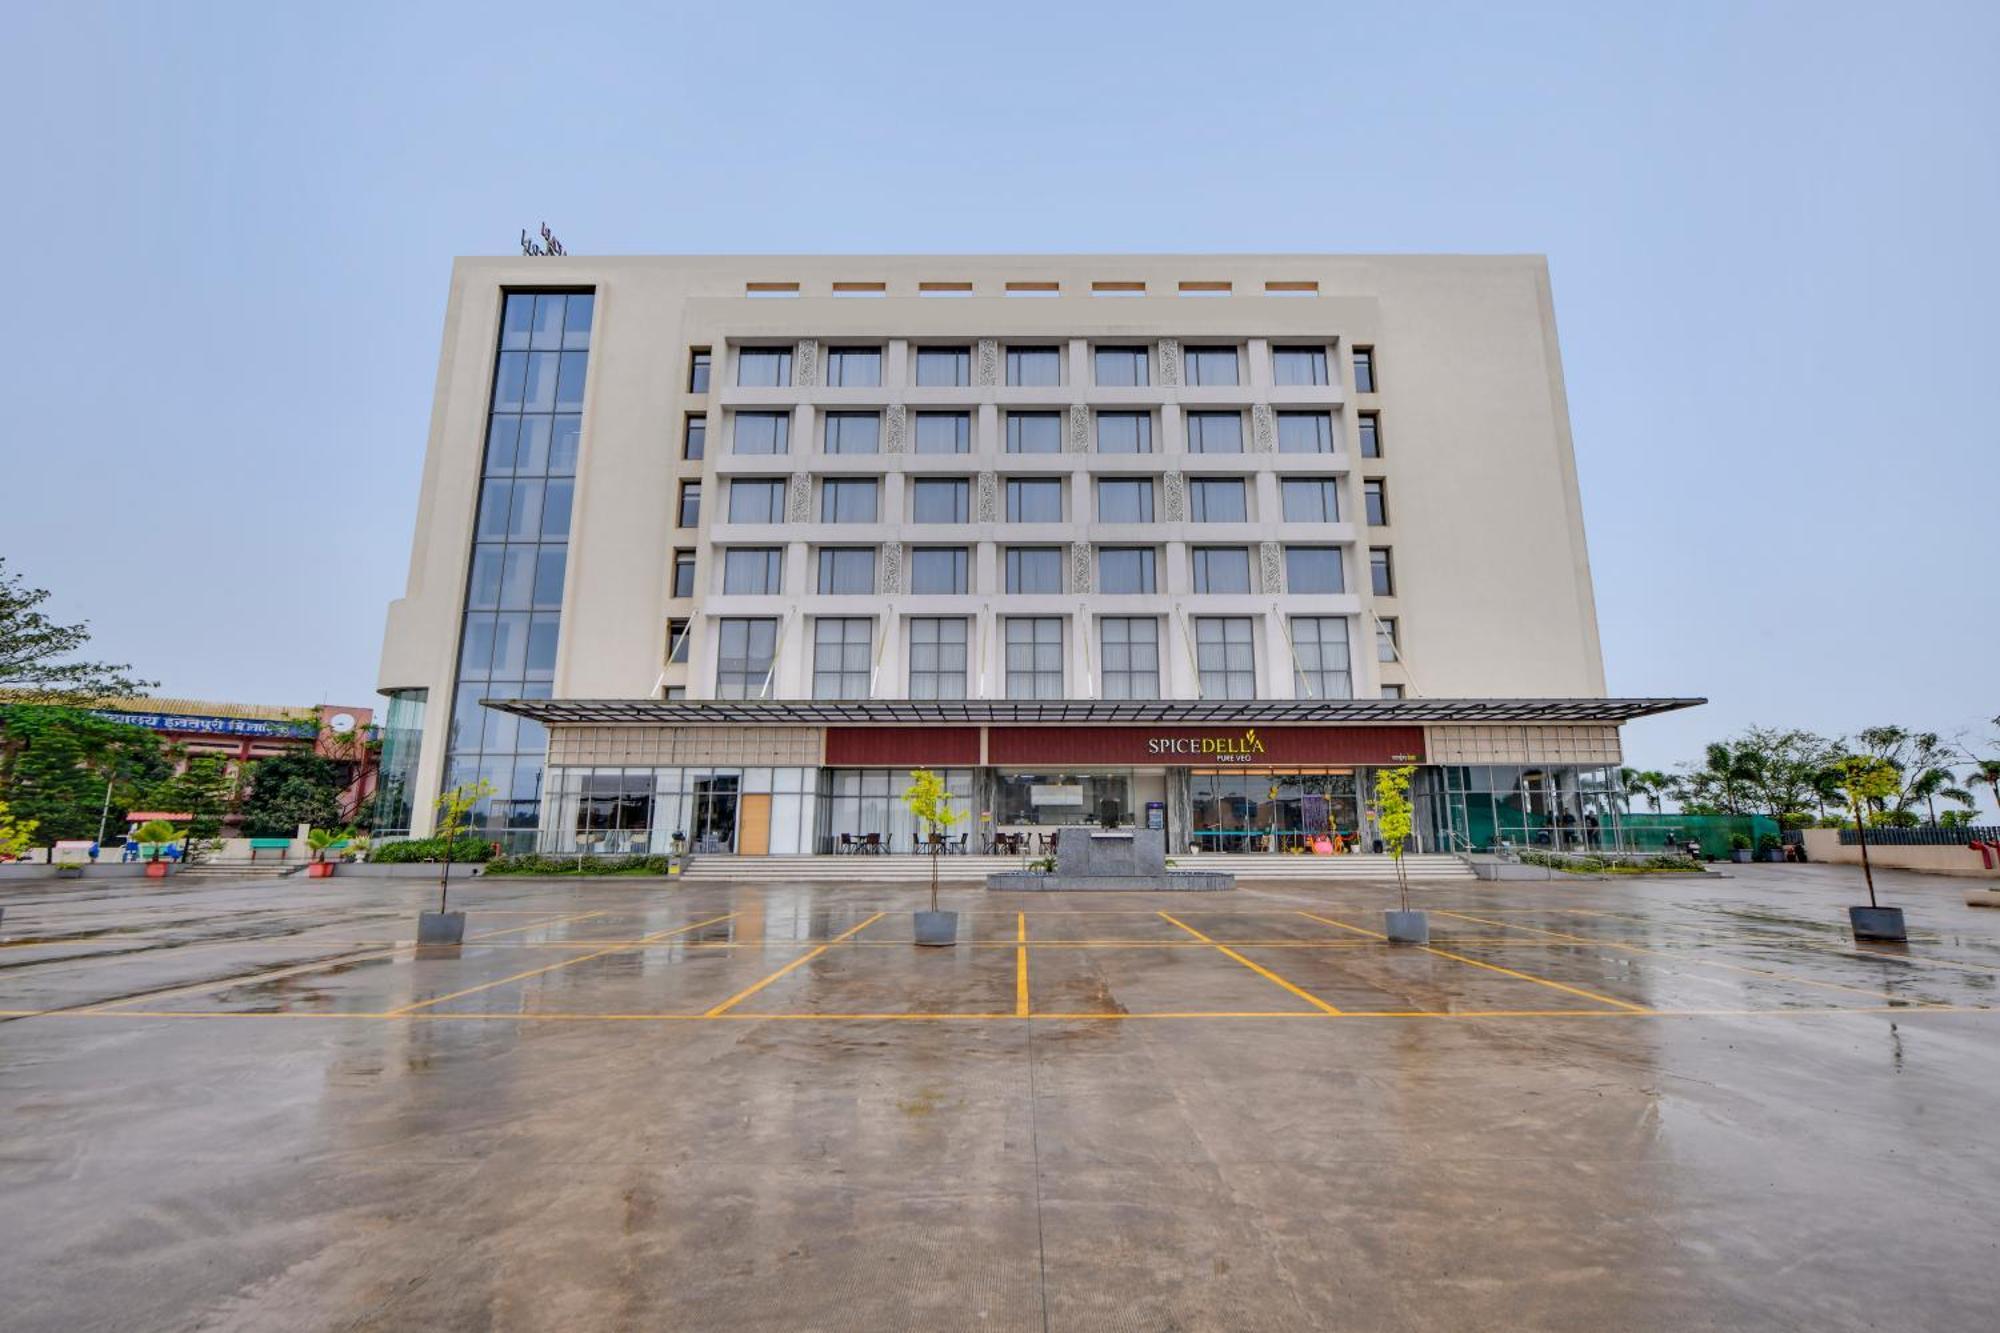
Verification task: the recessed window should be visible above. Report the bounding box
[1191,547,1252,594]
[1381,684,1405,699]
[728,479,786,524]
[664,686,687,699]
[666,618,690,665]
[1284,546,1344,594]
[1099,617,1160,699]
[1183,346,1240,386]
[1094,345,1149,386]
[1006,345,1062,387]
[915,345,972,387]
[1004,282,1060,298]
[1005,547,1063,594]
[817,547,876,595]
[824,346,883,388]
[1006,411,1063,454]
[910,546,970,595]
[1370,548,1395,597]
[1098,547,1157,594]
[733,411,790,455]
[1195,616,1256,698]
[1188,478,1248,523]
[1358,412,1381,458]
[1280,478,1338,523]
[1097,411,1152,454]
[909,618,968,698]
[715,618,778,698]
[1364,480,1387,526]
[1272,346,1329,386]
[1290,617,1351,699]
[1187,411,1244,454]
[1097,478,1154,523]
[1353,347,1376,393]
[1376,617,1399,662]
[1005,617,1063,697]
[812,618,872,699]
[1091,280,1145,296]
[1006,478,1063,523]
[671,551,696,599]
[676,481,701,528]
[824,411,881,455]
[919,282,974,298]
[737,347,792,387]
[914,411,971,454]
[1276,411,1333,454]
[723,547,783,595]
[911,477,970,524]
[1178,280,1231,297]
[831,282,886,298]
[683,415,706,461]
[820,478,879,524]
[688,350,711,394]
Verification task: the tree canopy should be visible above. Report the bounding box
[0,704,175,842]
[0,558,154,702]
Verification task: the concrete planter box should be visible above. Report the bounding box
[1730,850,1753,864]
[143,862,174,878]
[1963,890,2000,910]
[418,910,466,945]
[1384,909,1430,944]
[339,863,484,880]
[914,909,958,946]
[305,862,336,879]
[1849,905,1907,942]
[0,863,151,882]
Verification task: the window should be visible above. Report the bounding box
[1006,478,1062,522]
[1006,411,1062,453]
[1094,345,1149,386]
[666,618,690,664]
[1188,477,1248,522]
[910,546,970,594]
[1184,346,1239,386]
[911,477,970,523]
[914,411,971,454]
[1358,412,1381,458]
[684,415,706,460]
[689,349,711,394]
[821,478,879,523]
[1187,411,1244,454]
[1097,411,1152,454]
[818,547,876,594]
[915,345,971,387]
[1364,479,1387,526]
[1276,411,1333,454]
[909,618,968,698]
[1272,345,1329,386]
[1006,547,1063,593]
[1006,345,1062,386]
[812,618,873,699]
[824,411,881,454]
[1280,478,1338,523]
[1353,347,1376,393]
[738,348,792,387]
[823,346,882,387]
[671,551,696,599]
[1096,478,1154,523]
[1377,617,1399,662]
[1284,546,1344,593]
[664,686,687,699]
[1099,617,1160,699]
[1370,547,1395,596]
[716,618,778,698]
[676,481,701,528]
[1289,617,1351,699]
[1191,546,1252,594]
[1005,617,1063,697]
[1381,684,1404,699]
[1195,616,1256,698]
[734,411,790,455]
[723,547,782,595]
[1098,547,1157,594]
[728,478,786,524]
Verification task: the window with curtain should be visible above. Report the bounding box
[1187,411,1244,454]
[915,346,971,387]
[722,547,783,595]
[817,547,877,594]
[820,478,879,523]
[1276,411,1333,454]
[1272,346,1329,386]
[1098,617,1160,699]
[1006,411,1062,453]
[824,411,881,455]
[908,618,969,698]
[1191,546,1251,594]
[1289,617,1352,699]
[911,477,970,523]
[1188,477,1247,522]
[1096,478,1154,522]
[1284,546,1344,594]
[1005,617,1063,697]
[733,411,791,455]
[1094,345,1149,386]
[1184,346,1239,385]
[1006,478,1062,522]
[812,618,873,698]
[1005,547,1063,593]
[910,547,969,594]
[1280,477,1338,523]
[737,348,792,387]
[716,618,778,698]
[1006,345,1062,386]
[1096,411,1152,453]
[914,411,971,454]
[1195,616,1256,698]
[728,478,786,523]
[1098,547,1157,594]
[823,346,882,387]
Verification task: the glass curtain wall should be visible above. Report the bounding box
[1426,765,1627,853]
[1188,771,1362,852]
[543,766,820,855]
[818,768,976,853]
[370,689,427,835]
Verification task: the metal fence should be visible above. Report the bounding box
[1838,826,2000,846]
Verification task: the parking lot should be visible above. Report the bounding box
[3,864,1998,1329]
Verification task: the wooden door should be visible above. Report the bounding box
[738,794,771,856]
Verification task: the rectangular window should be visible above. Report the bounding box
[1272,345,1330,386]
[1370,547,1394,596]
[820,478,879,523]
[727,478,786,523]
[1183,346,1240,386]
[1280,477,1338,523]
[1364,479,1387,526]
[1006,478,1063,522]
[1284,546,1344,594]
[915,345,972,387]
[1187,411,1244,454]
[910,546,970,594]
[666,618,690,664]
[1005,617,1063,697]
[1098,617,1160,699]
[1188,477,1248,523]
[823,346,882,388]
[1358,412,1381,458]
[689,349,711,394]
[671,551,696,599]
[734,411,790,455]
[812,617,873,699]
[1381,684,1405,699]
[1096,411,1152,454]
[1276,411,1333,454]
[909,617,969,698]
[723,547,783,595]
[1353,347,1376,393]
[684,415,706,461]
[1195,616,1256,698]
[1006,411,1062,454]
[1377,617,1398,662]
[1005,547,1063,594]
[911,477,970,523]
[914,411,971,454]
[716,617,778,698]
[1098,547,1157,594]
[1191,546,1252,594]
[738,348,792,387]
[824,411,881,454]
[1006,345,1062,387]
[676,481,701,528]
[1094,345,1149,386]
[818,547,877,595]
[1096,478,1154,523]
[1289,616,1351,699]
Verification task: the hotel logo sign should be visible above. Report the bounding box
[1146,728,1267,763]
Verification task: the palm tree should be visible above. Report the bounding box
[1618,769,1674,815]
[1962,757,2000,826]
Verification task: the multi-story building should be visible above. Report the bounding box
[375,255,1696,855]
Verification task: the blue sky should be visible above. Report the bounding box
[5,1,1996,802]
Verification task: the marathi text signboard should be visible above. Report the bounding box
[93,710,316,739]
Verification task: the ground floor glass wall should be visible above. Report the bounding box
[542,766,819,855]
[1424,765,1625,853]
[1188,771,1363,852]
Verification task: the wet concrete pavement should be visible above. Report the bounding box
[2,864,1998,1330]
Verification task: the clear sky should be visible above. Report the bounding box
[5,1,1996,803]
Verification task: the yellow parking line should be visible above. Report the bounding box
[702,913,886,1017]
[1016,913,1030,1017]
[391,912,737,1015]
[465,909,609,939]
[1159,913,1342,1014]
[1296,911,1650,1014]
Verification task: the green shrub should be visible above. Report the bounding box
[1756,833,1782,852]
[371,836,492,864]
[484,853,673,876]
[1727,833,1753,851]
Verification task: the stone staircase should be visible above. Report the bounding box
[677,853,1473,884]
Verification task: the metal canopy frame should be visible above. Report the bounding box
[480,696,1705,727]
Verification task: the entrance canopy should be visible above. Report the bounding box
[483,697,1704,727]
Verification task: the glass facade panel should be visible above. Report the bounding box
[993,771,1129,827]
[1006,411,1062,453]
[914,411,971,454]
[908,617,969,699]
[716,618,778,697]
[910,546,969,594]
[823,346,882,387]
[1277,411,1334,454]
[370,688,427,836]
[1195,615,1256,698]
[1289,617,1352,699]
[1187,411,1243,454]
[1284,546,1344,594]
[1006,345,1061,386]
[1183,346,1239,385]
[911,477,970,523]
[812,618,873,698]
[1005,617,1064,697]
[1099,617,1160,699]
[1096,411,1152,453]
[824,411,880,454]
[915,346,971,387]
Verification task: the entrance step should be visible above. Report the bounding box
[678,853,1473,883]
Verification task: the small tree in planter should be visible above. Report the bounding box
[901,769,964,946]
[1375,765,1426,943]
[1728,833,1753,863]
[134,819,179,877]
[304,825,355,878]
[422,779,493,945]
[1835,756,1906,940]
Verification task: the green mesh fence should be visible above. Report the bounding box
[1617,813,1780,858]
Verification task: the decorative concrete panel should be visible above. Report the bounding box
[1066,403,1090,452]
[1259,541,1284,595]
[1424,725,1624,766]
[548,726,825,767]
[1251,404,1275,453]
[976,338,999,387]
[787,472,812,523]
[1157,338,1181,387]
[884,403,907,453]
[1070,541,1092,594]
[1162,470,1186,522]
[793,338,818,387]
[977,471,999,523]
[880,541,904,595]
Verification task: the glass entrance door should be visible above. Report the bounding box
[692,775,739,853]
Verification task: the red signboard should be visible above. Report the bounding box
[824,727,982,766]
[986,725,1424,767]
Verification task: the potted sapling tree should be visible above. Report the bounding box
[1835,756,1906,941]
[420,779,493,946]
[1728,833,1754,864]
[1376,765,1427,943]
[902,769,964,946]
[304,825,355,878]
[135,819,179,878]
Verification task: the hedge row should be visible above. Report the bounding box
[484,853,675,876]
[370,836,493,864]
